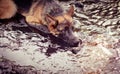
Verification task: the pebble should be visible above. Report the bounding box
[97,21,104,26]
[118,7,120,10]
[31,37,41,41]
[92,15,101,19]
[109,11,114,15]
[89,19,98,23]
[75,12,89,19]
[90,10,100,15]
[101,10,108,16]
[112,19,119,25]
[102,20,111,27]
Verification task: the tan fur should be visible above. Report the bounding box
[0,0,17,19]
[55,14,73,24]
[21,2,44,25]
[51,6,74,35]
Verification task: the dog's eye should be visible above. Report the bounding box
[52,20,58,29]
[55,20,59,28]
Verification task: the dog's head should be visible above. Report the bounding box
[45,5,81,47]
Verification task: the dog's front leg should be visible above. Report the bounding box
[25,15,41,25]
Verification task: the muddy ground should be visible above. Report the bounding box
[0,0,120,74]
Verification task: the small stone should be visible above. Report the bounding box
[91,10,100,14]
[98,21,104,26]
[118,7,120,10]
[101,10,108,16]
[109,11,114,15]
[102,20,111,27]
[92,15,101,19]
[89,19,98,23]
[112,19,118,25]
[31,37,41,41]
[75,12,89,19]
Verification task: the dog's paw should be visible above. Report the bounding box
[25,16,40,25]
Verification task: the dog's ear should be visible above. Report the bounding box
[45,14,56,24]
[67,5,74,16]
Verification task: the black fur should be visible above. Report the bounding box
[13,0,33,13]
[13,0,63,16]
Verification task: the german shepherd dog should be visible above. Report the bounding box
[0,0,81,47]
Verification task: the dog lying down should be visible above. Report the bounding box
[0,0,82,47]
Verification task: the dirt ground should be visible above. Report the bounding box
[0,0,120,74]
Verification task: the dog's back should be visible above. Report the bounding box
[17,0,64,25]
[0,0,62,18]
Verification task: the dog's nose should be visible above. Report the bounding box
[73,41,79,47]
[71,39,82,47]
